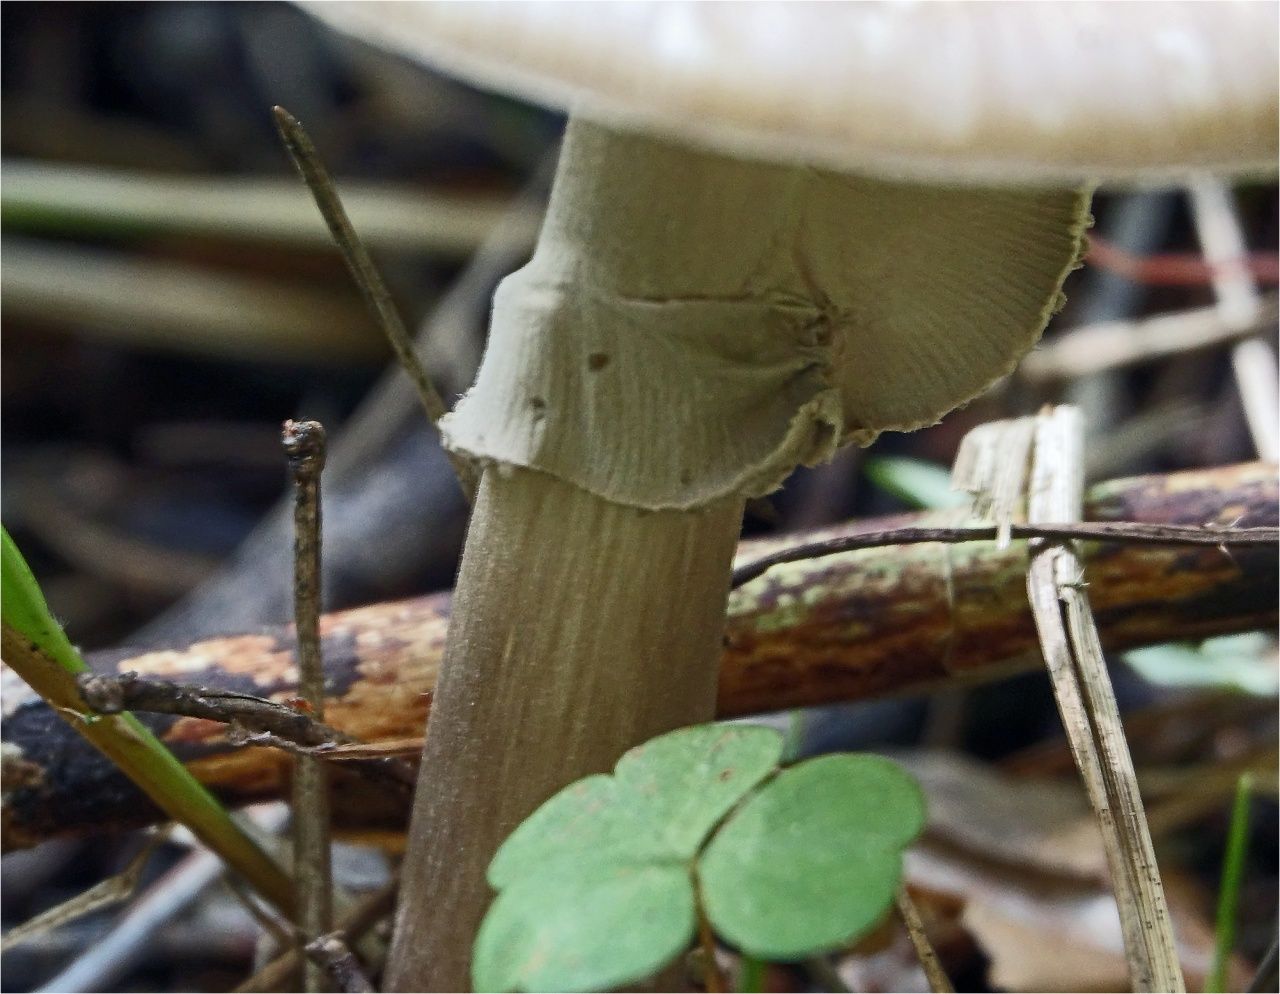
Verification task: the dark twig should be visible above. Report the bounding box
[895,887,954,994]
[76,672,415,788]
[271,105,478,502]
[731,520,1278,589]
[283,419,333,992]
[236,880,399,994]
[306,934,377,993]
[78,672,338,746]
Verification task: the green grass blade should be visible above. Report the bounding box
[863,457,968,511]
[1207,772,1254,993]
[1,526,295,916]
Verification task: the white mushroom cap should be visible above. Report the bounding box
[309,1,1277,185]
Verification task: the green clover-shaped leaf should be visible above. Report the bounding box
[698,754,926,960]
[475,724,782,992]
[473,727,926,991]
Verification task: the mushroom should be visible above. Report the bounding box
[302,4,1278,990]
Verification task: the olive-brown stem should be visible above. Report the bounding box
[385,467,743,991]
[383,115,1086,989]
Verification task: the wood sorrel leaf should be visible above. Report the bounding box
[476,723,782,991]
[698,754,926,960]
[487,724,783,888]
[473,862,694,994]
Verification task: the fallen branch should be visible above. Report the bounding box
[3,463,1275,849]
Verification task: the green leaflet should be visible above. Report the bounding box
[477,724,780,992]
[699,754,926,960]
[474,724,925,991]
[488,724,784,890]
[474,862,694,994]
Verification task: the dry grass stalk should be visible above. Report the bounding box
[1022,405,1184,993]
[1190,178,1279,462]
[1020,297,1279,382]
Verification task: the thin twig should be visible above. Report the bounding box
[284,419,333,993]
[272,105,478,501]
[78,672,340,745]
[236,880,399,993]
[1,830,166,952]
[36,848,224,994]
[1085,233,1280,286]
[38,805,290,994]
[224,874,296,955]
[895,887,954,994]
[731,520,1277,589]
[226,727,420,778]
[306,934,377,993]
[1,625,295,916]
[76,671,415,787]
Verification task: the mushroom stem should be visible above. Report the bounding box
[386,466,743,991]
[385,118,1086,990]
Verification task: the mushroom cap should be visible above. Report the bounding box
[308,1,1277,185]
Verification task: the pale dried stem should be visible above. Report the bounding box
[38,806,290,994]
[1025,406,1184,993]
[1020,297,1278,382]
[1190,177,1279,461]
[1,157,536,255]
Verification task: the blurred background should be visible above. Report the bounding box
[1,4,1276,992]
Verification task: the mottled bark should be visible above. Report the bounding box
[3,463,1275,851]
